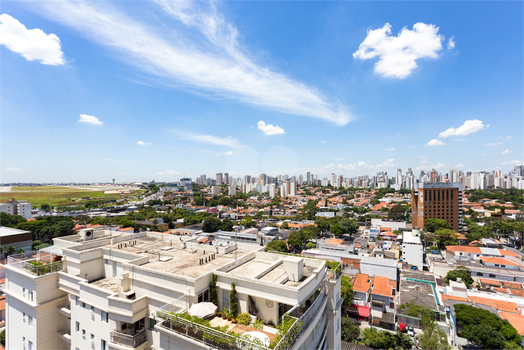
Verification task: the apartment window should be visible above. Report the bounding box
[149,317,157,330]
[101,340,108,350]
[501,265,506,268]
[82,329,86,337]
[28,315,33,327]
[76,322,80,333]
[102,311,108,322]
[221,289,230,311]
[489,274,496,278]
[76,296,81,307]
[90,306,95,312]
[198,289,210,303]
[23,312,26,322]
[477,272,483,276]
[28,291,34,302]
[82,302,86,308]
[336,318,340,334]
[28,341,33,350]
[90,334,94,340]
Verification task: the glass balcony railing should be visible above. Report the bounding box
[110,328,146,348]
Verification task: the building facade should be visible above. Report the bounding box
[4,228,342,350]
[412,182,463,232]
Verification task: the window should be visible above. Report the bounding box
[76,322,80,333]
[489,274,496,278]
[90,306,95,312]
[101,340,108,350]
[477,272,483,276]
[76,296,81,307]
[28,315,33,327]
[198,289,210,303]
[149,317,157,330]
[336,318,340,334]
[90,334,94,340]
[101,311,108,322]
[23,312,26,322]
[28,291,34,302]
[82,302,86,308]
[222,289,230,311]
[28,341,33,350]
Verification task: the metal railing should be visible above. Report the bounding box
[7,250,64,276]
[24,260,64,276]
[110,328,147,348]
[155,313,270,350]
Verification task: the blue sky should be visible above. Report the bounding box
[1,1,522,183]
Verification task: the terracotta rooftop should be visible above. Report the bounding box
[499,312,524,336]
[480,257,521,267]
[441,295,467,302]
[352,274,371,293]
[371,276,394,297]
[468,295,519,314]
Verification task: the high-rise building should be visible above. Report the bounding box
[290,181,296,197]
[216,173,223,185]
[269,184,276,198]
[298,175,303,185]
[307,172,311,185]
[224,173,229,185]
[3,228,342,350]
[228,184,236,196]
[180,178,193,191]
[412,182,463,232]
[0,199,32,219]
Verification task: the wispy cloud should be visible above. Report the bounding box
[33,0,352,125]
[326,161,373,171]
[137,141,150,146]
[385,147,395,151]
[503,160,521,165]
[420,156,428,164]
[6,167,24,173]
[177,131,242,148]
[439,119,488,138]
[376,158,396,168]
[166,169,180,175]
[455,163,465,168]
[426,139,445,146]
[257,121,285,135]
[406,145,415,149]
[353,22,447,79]
[484,142,503,146]
[502,149,512,154]
[79,114,103,125]
[447,36,455,50]
[321,141,326,144]
[0,14,65,65]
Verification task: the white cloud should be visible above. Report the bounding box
[224,151,233,155]
[420,156,428,164]
[447,36,455,50]
[502,149,512,154]
[484,142,503,146]
[137,141,150,146]
[321,141,326,143]
[503,160,522,165]
[257,121,285,135]
[166,170,181,175]
[438,119,488,138]
[79,114,103,125]
[33,1,352,126]
[385,147,395,151]
[426,139,445,146]
[156,172,164,175]
[6,167,23,172]
[406,145,415,149]
[455,163,465,168]
[481,153,486,156]
[0,14,65,65]
[432,163,446,169]
[334,158,345,161]
[353,22,446,79]
[328,161,373,171]
[507,136,512,139]
[376,158,396,168]
[177,131,242,148]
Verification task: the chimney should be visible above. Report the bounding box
[283,256,304,282]
[121,272,130,292]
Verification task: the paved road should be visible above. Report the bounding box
[0,186,12,192]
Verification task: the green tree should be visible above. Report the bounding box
[280,222,289,230]
[220,218,234,231]
[341,317,360,342]
[301,200,318,220]
[419,319,451,350]
[230,282,238,317]
[0,329,4,346]
[340,275,354,306]
[339,218,359,236]
[425,218,452,232]
[445,266,474,288]
[434,228,459,249]
[202,217,221,232]
[209,274,218,306]
[240,216,256,228]
[6,245,16,255]
[388,204,409,221]
[265,240,288,252]
[315,217,331,232]
[305,242,315,249]
[363,327,392,349]
[40,203,50,211]
[0,212,27,228]
[330,223,342,237]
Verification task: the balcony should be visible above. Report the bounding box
[155,287,327,350]
[110,328,147,348]
[6,250,63,276]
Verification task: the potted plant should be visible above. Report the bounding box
[267,320,275,328]
[227,312,232,321]
[231,317,237,324]
[222,308,227,319]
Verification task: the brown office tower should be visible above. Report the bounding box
[412,182,463,232]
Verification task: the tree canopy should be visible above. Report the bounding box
[445,266,474,288]
[265,240,288,253]
[202,217,221,233]
[425,218,452,232]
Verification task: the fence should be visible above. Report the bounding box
[110,328,147,348]
[7,250,63,276]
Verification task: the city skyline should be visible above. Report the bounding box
[1,1,523,183]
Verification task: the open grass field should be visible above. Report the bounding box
[0,186,142,207]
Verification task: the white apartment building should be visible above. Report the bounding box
[0,200,32,219]
[401,231,423,271]
[4,228,342,350]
